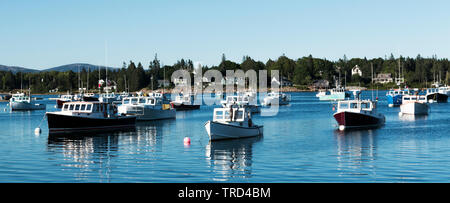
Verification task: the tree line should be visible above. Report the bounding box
[1,53,450,93]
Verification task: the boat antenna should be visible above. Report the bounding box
[371,62,374,101]
[105,41,108,93]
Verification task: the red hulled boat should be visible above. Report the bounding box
[333,91,385,131]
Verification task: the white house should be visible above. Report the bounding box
[373,73,393,84]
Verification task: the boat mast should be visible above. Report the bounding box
[371,62,374,100]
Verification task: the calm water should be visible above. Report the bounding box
[1,91,450,182]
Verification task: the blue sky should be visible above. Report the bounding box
[1,0,450,69]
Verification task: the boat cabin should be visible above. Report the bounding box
[426,88,440,95]
[148,92,163,98]
[60,94,73,100]
[337,100,374,113]
[10,93,30,103]
[213,108,249,123]
[402,95,427,103]
[223,95,250,105]
[122,97,158,106]
[330,87,346,94]
[174,95,193,104]
[121,96,171,110]
[387,89,411,96]
[61,101,118,117]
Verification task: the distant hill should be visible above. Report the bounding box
[0,65,38,73]
[0,63,118,73]
[41,63,118,72]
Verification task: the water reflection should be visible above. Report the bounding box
[334,129,377,178]
[46,121,171,182]
[205,137,262,181]
[399,114,428,122]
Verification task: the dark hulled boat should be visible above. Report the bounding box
[426,88,448,103]
[333,91,385,130]
[170,94,200,111]
[46,101,136,134]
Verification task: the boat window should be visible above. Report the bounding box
[123,99,129,104]
[224,111,230,120]
[75,104,80,111]
[86,104,92,111]
[404,97,410,101]
[139,98,146,104]
[93,104,99,112]
[339,102,349,109]
[361,102,370,109]
[419,97,426,101]
[350,103,358,109]
[63,104,69,111]
[80,104,86,111]
[215,110,224,120]
[69,104,74,111]
[234,110,244,120]
[131,98,138,104]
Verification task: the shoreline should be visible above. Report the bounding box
[1,86,400,96]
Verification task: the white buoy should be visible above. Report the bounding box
[398,112,403,116]
[339,125,345,131]
[34,127,41,135]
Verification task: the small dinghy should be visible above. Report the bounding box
[205,106,263,141]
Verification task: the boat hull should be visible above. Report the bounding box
[10,102,46,111]
[426,93,448,103]
[400,102,429,115]
[333,111,385,130]
[46,113,136,134]
[205,121,263,141]
[171,103,200,111]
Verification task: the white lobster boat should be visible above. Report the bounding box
[220,95,260,113]
[118,96,175,121]
[399,95,429,115]
[9,92,46,111]
[205,107,263,141]
[170,94,200,110]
